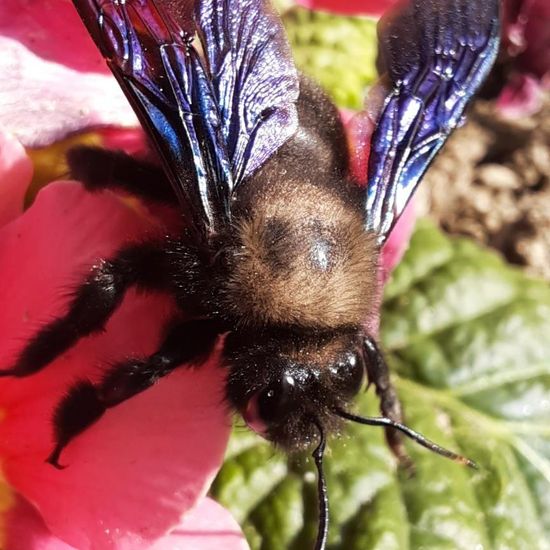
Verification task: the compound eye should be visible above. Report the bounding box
[243,375,296,436]
[329,351,365,398]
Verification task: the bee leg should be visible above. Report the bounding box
[0,243,174,378]
[363,335,413,470]
[66,146,178,204]
[46,318,221,468]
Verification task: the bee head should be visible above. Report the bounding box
[224,327,366,450]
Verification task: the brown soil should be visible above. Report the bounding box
[417,95,550,280]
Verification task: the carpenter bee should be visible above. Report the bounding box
[0,0,500,547]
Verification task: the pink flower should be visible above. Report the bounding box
[0,0,137,148]
[502,0,550,81]
[0,1,246,548]
[6,492,246,550]
[0,127,246,549]
[497,0,550,117]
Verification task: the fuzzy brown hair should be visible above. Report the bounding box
[220,178,379,329]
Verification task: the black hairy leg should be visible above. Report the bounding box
[47,318,222,468]
[0,243,175,378]
[363,335,411,468]
[67,146,177,204]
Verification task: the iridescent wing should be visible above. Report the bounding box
[363,0,500,243]
[196,0,300,183]
[71,0,299,236]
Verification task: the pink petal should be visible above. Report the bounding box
[496,72,545,118]
[140,498,248,550]
[0,36,138,148]
[518,0,550,80]
[98,128,149,157]
[503,0,550,81]
[6,496,248,550]
[346,111,375,186]
[380,199,416,279]
[0,128,32,226]
[5,496,76,550]
[344,82,391,186]
[0,0,110,74]
[294,0,396,17]
[0,0,139,147]
[0,183,231,549]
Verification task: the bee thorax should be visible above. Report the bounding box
[220,191,379,329]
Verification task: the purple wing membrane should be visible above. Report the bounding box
[365,0,500,243]
[72,0,223,231]
[71,0,299,235]
[197,0,299,182]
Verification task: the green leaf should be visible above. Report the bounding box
[282,8,379,110]
[211,221,550,549]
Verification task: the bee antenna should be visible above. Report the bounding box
[334,408,477,469]
[312,419,329,550]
